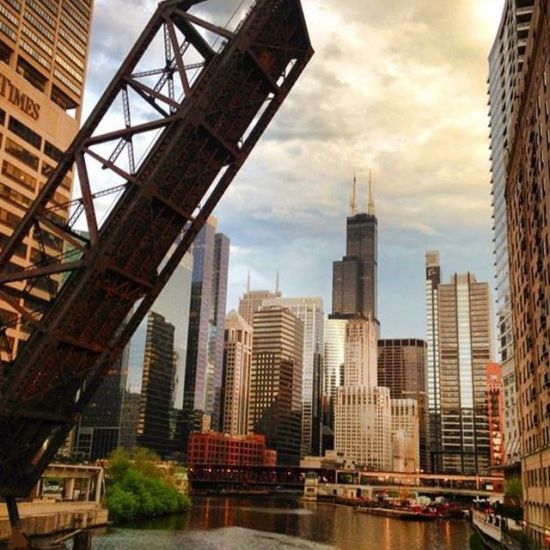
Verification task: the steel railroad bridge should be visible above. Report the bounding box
[0,0,312,543]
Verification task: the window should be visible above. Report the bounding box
[2,159,36,191]
[0,181,32,209]
[0,40,12,64]
[8,116,42,150]
[44,141,64,163]
[51,84,77,111]
[5,137,39,170]
[16,56,47,92]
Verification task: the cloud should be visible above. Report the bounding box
[84,0,503,340]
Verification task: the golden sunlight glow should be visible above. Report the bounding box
[473,0,506,38]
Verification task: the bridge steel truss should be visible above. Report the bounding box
[0,0,313,498]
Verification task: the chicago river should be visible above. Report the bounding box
[93,496,472,549]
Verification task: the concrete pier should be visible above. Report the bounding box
[0,502,109,542]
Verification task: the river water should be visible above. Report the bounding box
[92,496,473,549]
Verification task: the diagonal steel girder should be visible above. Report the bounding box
[0,0,313,498]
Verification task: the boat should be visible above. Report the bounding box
[354,506,436,521]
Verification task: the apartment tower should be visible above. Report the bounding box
[0,0,94,365]
[505,0,550,541]
[488,0,534,468]
[248,306,304,465]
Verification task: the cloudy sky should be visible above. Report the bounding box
[84,0,505,342]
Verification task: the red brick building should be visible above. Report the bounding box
[188,432,277,467]
[486,362,504,468]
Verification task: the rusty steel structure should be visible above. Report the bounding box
[0,0,313,500]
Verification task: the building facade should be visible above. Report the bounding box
[135,312,177,458]
[0,0,94,365]
[343,316,377,388]
[238,287,281,327]
[378,339,429,472]
[322,317,347,444]
[425,250,442,472]
[248,306,304,465]
[73,353,127,460]
[391,398,420,474]
[335,386,392,471]
[187,432,277,467]
[183,217,229,436]
[221,310,252,436]
[334,316,391,470]
[488,0,534,471]
[438,273,492,475]
[262,296,324,457]
[504,0,550,540]
[487,362,504,468]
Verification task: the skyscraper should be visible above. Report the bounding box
[438,273,492,474]
[378,339,429,472]
[262,296,324,457]
[248,306,303,465]
[238,286,282,326]
[0,0,94,363]
[184,217,230,434]
[152,250,193,410]
[335,316,392,470]
[488,0,534,470]
[425,250,442,472]
[221,310,252,436]
[504,1,550,541]
[136,312,177,458]
[332,177,378,321]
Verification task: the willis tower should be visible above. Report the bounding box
[331,174,378,321]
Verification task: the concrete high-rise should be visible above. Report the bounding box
[262,296,324,457]
[183,217,230,434]
[334,316,392,470]
[425,251,442,472]
[221,310,252,436]
[438,273,492,474]
[378,339,429,472]
[504,1,550,541]
[0,0,94,363]
[248,306,303,465]
[332,177,378,321]
[488,0,534,470]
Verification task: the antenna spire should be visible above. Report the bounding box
[350,173,357,216]
[368,170,375,216]
[275,270,280,294]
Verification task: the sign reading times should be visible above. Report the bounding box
[0,73,41,120]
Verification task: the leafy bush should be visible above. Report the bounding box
[105,448,191,524]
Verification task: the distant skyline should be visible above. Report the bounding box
[85,0,505,341]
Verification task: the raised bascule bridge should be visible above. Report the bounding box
[0,0,312,546]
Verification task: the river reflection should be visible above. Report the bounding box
[93,496,472,549]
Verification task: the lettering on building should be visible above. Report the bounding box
[0,73,41,120]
